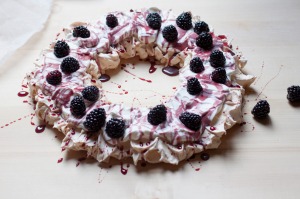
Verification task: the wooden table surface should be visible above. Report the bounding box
[1,0,300,198]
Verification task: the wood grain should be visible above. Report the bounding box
[0,0,300,198]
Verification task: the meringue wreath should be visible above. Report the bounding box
[27,8,255,165]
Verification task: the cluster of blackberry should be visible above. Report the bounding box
[46,11,231,135]
[47,9,293,141]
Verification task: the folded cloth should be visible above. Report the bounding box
[0,0,52,66]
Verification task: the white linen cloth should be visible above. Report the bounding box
[0,0,52,66]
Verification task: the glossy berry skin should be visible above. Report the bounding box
[187,78,203,95]
[46,70,62,85]
[83,108,106,132]
[190,57,204,73]
[211,67,227,84]
[210,50,226,68]
[176,12,192,30]
[147,104,167,125]
[179,112,202,131]
[287,85,300,102]
[106,14,118,28]
[105,118,126,139]
[251,100,270,118]
[82,86,99,102]
[54,40,70,58]
[162,25,178,42]
[70,96,86,117]
[196,32,213,50]
[194,21,210,35]
[73,26,90,38]
[146,13,162,30]
[60,57,80,74]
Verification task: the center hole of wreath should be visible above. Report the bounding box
[101,57,180,108]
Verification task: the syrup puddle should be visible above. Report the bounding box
[35,124,46,133]
[99,74,111,82]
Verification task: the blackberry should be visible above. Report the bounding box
[147,104,167,125]
[105,118,125,139]
[146,13,162,30]
[194,21,210,35]
[211,67,227,84]
[210,50,226,68]
[179,112,202,131]
[162,25,178,43]
[196,32,213,50]
[82,86,99,102]
[251,100,270,118]
[73,26,90,38]
[176,12,193,30]
[287,85,300,102]
[46,70,62,85]
[190,57,204,73]
[54,40,70,58]
[187,77,203,95]
[106,14,118,28]
[60,57,80,74]
[83,108,106,132]
[70,96,86,117]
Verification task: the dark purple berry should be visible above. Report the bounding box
[187,77,203,95]
[46,70,62,85]
[211,67,227,84]
[106,14,118,28]
[60,57,80,74]
[179,112,202,131]
[146,13,162,30]
[176,12,192,30]
[70,96,86,117]
[83,108,106,132]
[210,50,226,68]
[73,26,90,38]
[194,21,210,35]
[105,118,125,139]
[54,40,70,58]
[82,86,99,102]
[190,57,204,73]
[162,25,178,42]
[287,85,300,102]
[196,32,213,50]
[147,104,167,125]
[251,100,270,118]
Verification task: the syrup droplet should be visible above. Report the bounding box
[120,162,128,175]
[35,125,46,133]
[17,91,29,97]
[149,62,157,74]
[200,153,210,161]
[99,74,111,82]
[162,66,179,76]
[210,126,216,131]
[57,158,63,163]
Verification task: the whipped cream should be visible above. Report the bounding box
[27,8,255,165]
